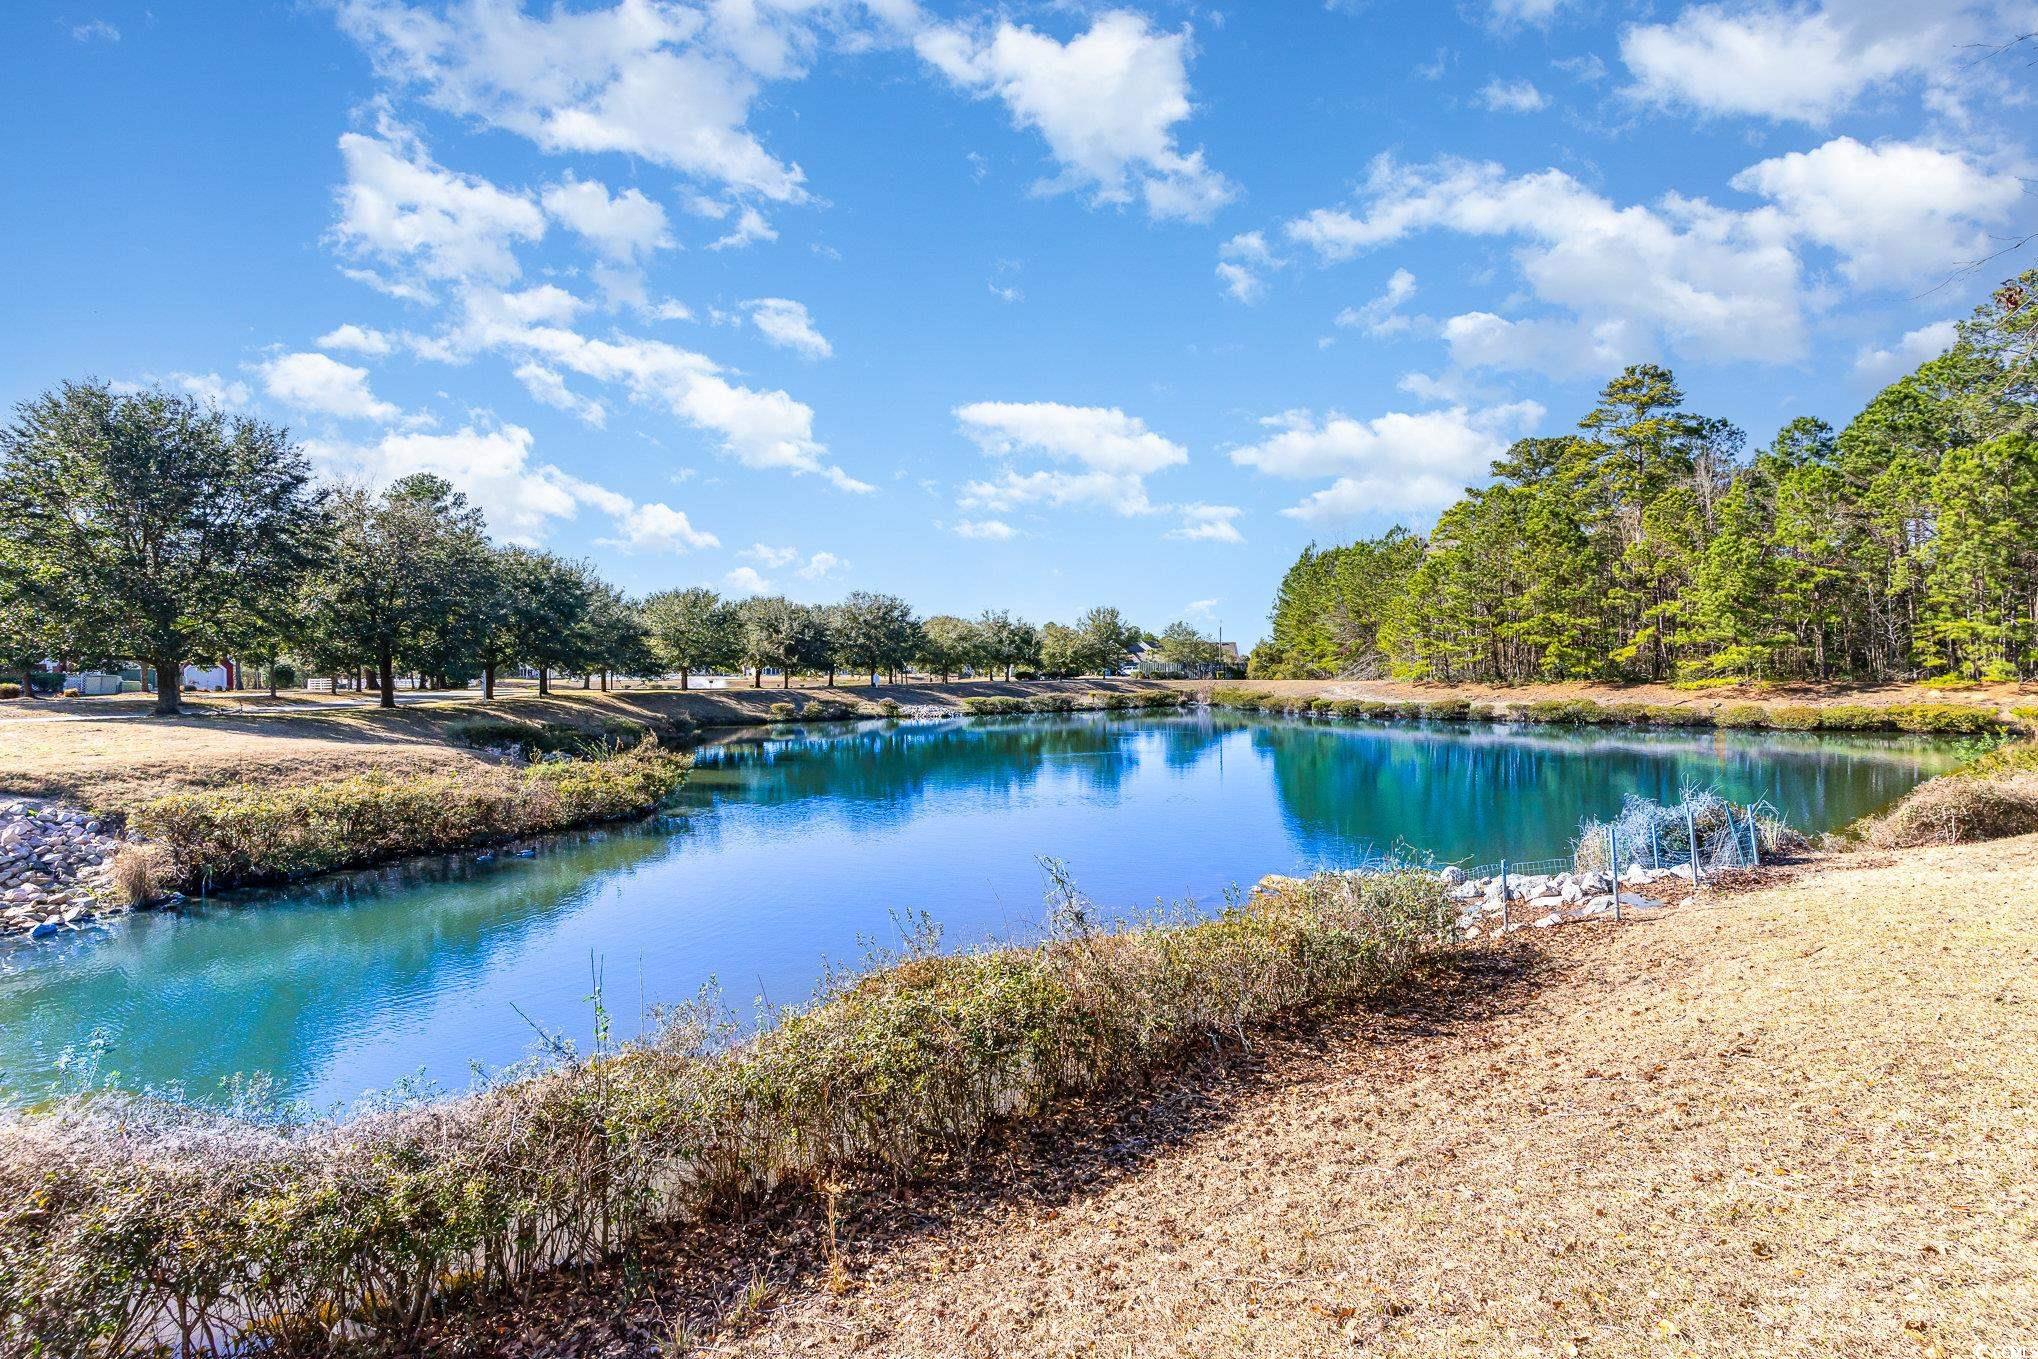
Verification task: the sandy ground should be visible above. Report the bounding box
[405,836,2038,1359]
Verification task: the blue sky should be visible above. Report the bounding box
[3,1,2031,645]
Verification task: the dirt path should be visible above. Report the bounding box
[410,837,2038,1358]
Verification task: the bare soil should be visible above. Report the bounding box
[388,834,2038,1359]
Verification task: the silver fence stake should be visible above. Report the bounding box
[1685,800,1703,886]
[1746,806,1761,868]
[1498,856,1509,932]
[1609,828,1621,923]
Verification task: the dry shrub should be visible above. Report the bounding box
[132,748,687,892]
[107,843,172,906]
[0,868,1450,1356]
[1866,772,2038,848]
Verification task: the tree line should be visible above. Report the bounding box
[0,381,1231,715]
[1255,272,2038,686]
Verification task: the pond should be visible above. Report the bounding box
[0,710,1968,1110]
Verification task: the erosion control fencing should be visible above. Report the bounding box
[1454,790,1789,933]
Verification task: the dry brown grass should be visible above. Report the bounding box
[447,837,2038,1359]
[0,680,1171,815]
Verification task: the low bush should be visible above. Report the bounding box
[1207,686,1272,710]
[1603,702,1653,726]
[1332,699,1369,720]
[1884,703,2002,734]
[1816,704,1885,730]
[767,702,797,721]
[961,696,1026,716]
[876,698,903,718]
[133,748,688,892]
[0,867,1450,1355]
[1715,703,1771,729]
[1644,705,1714,727]
[1524,699,1605,725]
[0,683,18,700]
[1767,704,1822,731]
[2012,706,2038,735]
[1421,698,1472,721]
[1466,702,1497,722]
[446,716,651,759]
[1866,770,2038,847]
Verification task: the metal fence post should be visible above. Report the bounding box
[1746,806,1761,868]
[1684,800,1703,886]
[1498,856,1509,931]
[1608,828,1621,923]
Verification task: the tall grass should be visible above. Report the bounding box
[0,867,1449,1355]
[133,747,688,892]
[961,689,1188,716]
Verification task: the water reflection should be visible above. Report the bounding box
[0,712,1963,1110]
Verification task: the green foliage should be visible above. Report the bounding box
[1523,699,1605,725]
[960,689,1185,717]
[0,866,1448,1353]
[0,381,325,714]
[1259,278,2038,686]
[1883,703,2002,734]
[447,716,651,757]
[1767,704,1822,731]
[0,683,18,699]
[1716,703,1772,728]
[768,702,797,721]
[133,749,687,891]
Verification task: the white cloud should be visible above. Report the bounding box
[316,323,395,356]
[1490,0,1570,22]
[1441,311,1637,378]
[336,0,814,203]
[797,550,843,579]
[1231,401,1546,518]
[540,173,672,261]
[741,543,799,568]
[310,422,623,539]
[332,120,546,287]
[956,401,1188,477]
[420,284,873,491]
[724,565,773,594]
[1730,137,2023,285]
[72,20,120,42]
[1853,319,1959,385]
[604,501,718,553]
[258,351,401,422]
[1168,503,1244,544]
[512,361,607,426]
[710,205,778,250]
[954,518,1016,540]
[917,10,1234,222]
[1334,268,1418,336]
[169,372,252,410]
[745,297,832,359]
[1619,2,1986,125]
[1478,78,1547,112]
[1284,153,1807,364]
[1217,230,1285,303]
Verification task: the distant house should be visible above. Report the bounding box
[1130,640,1244,680]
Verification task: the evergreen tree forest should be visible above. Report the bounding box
[1254,273,2038,686]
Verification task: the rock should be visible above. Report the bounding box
[1532,913,1562,928]
[1560,883,1584,904]
[28,919,60,940]
[1438,866,1468,887]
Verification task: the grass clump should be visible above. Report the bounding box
[1421,698,1472,721]
[1817,704,1885,730]
[132,747,688,892]
[768,702,797,721]
[0,683,19,700]
[446,715,651,758]
[1768,704,1822,731]
[1715,703,1771,728]
[1884,703,2002,734]
[0,867,1450,1355]
[1523,699,1605,725]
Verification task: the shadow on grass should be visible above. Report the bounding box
[380,943,1552,1359]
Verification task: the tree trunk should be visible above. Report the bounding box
[22,666,40,702]
[377,647,397,710]
[602,669,611,692]
[783,669,792,689]
[152,652,182,716]
[583,673,592,690]
[827,665,836,686]
[680,667,690,690]
[267,665,278,699]
[538,665,550,697]
[753,667,762,688]
[483,660,497,700]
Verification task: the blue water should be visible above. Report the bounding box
[0,710,1966,1110]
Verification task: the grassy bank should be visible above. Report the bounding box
[661,832,2038,1359]
[126,746,690,896]
[1203,683,2028,735]
[1852,738,2038,848]
[0,868,1448,1356]
[0,679,1179,816]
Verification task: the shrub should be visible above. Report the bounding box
[1333,699,1368,720]
[1867,772,2038,847]
[1207,686,1272,710]
[1524,699,1604,725]
[1603,702,1653,726]
[1646,705,1713,727]
[961,696,1026,716]
[767,702,796,721]
[1885,703,2001,734]
[1768,704,1822,731]
[1421,698,1471,721]
[1715,703,1771,729]
[2011,706,2038,735]
[1466,702,1496,722]
[271,663,297,689]
[0,683,18,700]
[1817,704,1885,731]
[108,844,172,906]
[446,716,651,759]
[133,748,688,891]
[876,698,903,718]
[0,868,1450,1354]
